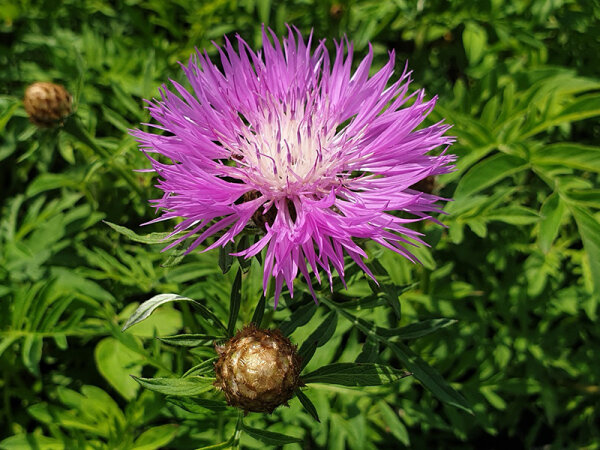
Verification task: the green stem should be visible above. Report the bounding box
[231,412,243,449]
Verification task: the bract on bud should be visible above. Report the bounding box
[214,325,302,413]
[24,82,72,127]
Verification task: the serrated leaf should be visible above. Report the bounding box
[132,376,214,396]
[302,363,411,386]
[240,423,302,445]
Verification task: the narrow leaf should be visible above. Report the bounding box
[122,294,198,331]
[571,205,600,297]
[538,192,566,253]
[380,319,457,339]
[454,153,528,199]
[295,389,320,422]
[531,143,600,172]
[218,241,235,274]
[132,376,214,396]
[167,396,228,413]
[280,302,317,336]
[158,334,224,347]
[250,295,266,328]
[377,401,410,445]
[240,423,302,445]
[103,221,175,244]
[227,269,242,336]
[388,341,472,413]
[302,363,411,386]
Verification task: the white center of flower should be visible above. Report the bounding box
[230,101,345,196]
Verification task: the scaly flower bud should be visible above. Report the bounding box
[214,325,302,413]
[24,82,72,128]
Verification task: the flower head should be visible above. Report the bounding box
[214,325,302,413]
[132,27,455,306]
[24,82,72,128]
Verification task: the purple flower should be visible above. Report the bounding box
[132,27,455,306]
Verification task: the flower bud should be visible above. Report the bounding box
[214,325,302,413]
[24,82,72,128]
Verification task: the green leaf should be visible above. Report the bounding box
[158,334,224,347]
[122,294,198,331]
[355,336,379,363]
[382,318,457,339]
[571,206,600,297]
[280,302,318,336]
[323,299,472,413]
[538,192,566,253]
[295,389,320,422]
[227,269,242,336]
[0,433,65,450]
[218,241,235,274]
[95,337,141,400]
[531,143,600,172]
[463,22,487,65]
[22,335,42,377]
[377,401,410,446]
[298,312,338,368]
[524,94,600,138]
[302,363,411,386]
[240,423,302,445]
[388,341,472,413]
[132,424,178,450]
[453,153,527,199]
[103,221,176,245]
[250,295,266,328]
[26,173,81,197]
[183,358,218,377]
[132,376,214,396]
[167,397,228,413]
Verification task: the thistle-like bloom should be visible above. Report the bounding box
[132,27,455,306]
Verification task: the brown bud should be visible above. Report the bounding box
[24,82,72,128]
[214,325,302,413]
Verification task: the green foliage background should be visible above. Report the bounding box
[1,0,599,448]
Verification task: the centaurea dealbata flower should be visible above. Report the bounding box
[132,27,455,306]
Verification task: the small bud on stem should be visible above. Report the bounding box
[214,325,302,413]
[24,82,72,128]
